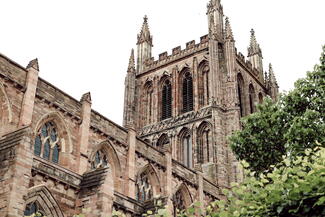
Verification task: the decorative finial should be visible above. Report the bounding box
[27,58,39,71]
[80,92,92,103]
[248,28,262,57]
[137,15,153,46]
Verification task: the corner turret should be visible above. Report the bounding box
[207,0,224,41]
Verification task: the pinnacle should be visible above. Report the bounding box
[128,49,135,72]
[80,92,92,103]
[225,17,234,40]
[26,58,39,71]
[248,28,262,57]
[137,15,153,46]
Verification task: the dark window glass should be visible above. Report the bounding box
[136,172,153,202]
[52,144,59,163]
[43,140,50,160]
[91,150,109,169]
[173,190,186,216]
[34,136,42,156]
[162,80,172,120]
[182,72,193,113]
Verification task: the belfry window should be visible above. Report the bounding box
[182,72,193,113]
[198,64,210,107]
[34,121,60,164]
[24,202,44,217]
[136,172,153,202]
[161,80,172,120]
[91,150,109,169]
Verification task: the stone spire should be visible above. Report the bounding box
[123,49,137,128]
[224,17,234,41]
[248,29,262,57]
[137,15,153,46]
[128,49,135,72]
[136,15,153,73]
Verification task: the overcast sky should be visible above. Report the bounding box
[0,0,324,125]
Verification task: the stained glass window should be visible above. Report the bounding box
[91,150,109,169]
[34,121,60,163]
[136,172,153,202]
[183,133,192,168]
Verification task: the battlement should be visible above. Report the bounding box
[141,35,209,74]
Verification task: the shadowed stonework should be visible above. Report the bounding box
[0,0,278,216]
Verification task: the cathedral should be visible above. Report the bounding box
[0,0,278,216]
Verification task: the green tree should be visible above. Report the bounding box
[230,46,325,173]
[207,146,325,217]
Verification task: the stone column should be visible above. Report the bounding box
[1,127,33,216]
[19,59,39,127]
[77,92,92,174]
[193,57,199,111]
[197,172,205,216]
[153,76,159,123]
[125,128,136,198]
[164,148,173,216]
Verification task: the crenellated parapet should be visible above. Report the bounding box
[139,35,209,75]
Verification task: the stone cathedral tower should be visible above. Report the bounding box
[0,0,279,216]
[124,0,279,187]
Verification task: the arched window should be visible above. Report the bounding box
[179,130,192,168]
[198,63,210,107]
[34,121,60,163]
[258,92,263,104]
[182,72,193,113]
[237,74,245,117]
[136,172,153,202]
[173,190,186,216]
[156,134,169,149]
[144,82,153,125]
[24,202,44,217]
[197,123,211,164]
[161,79,172,120]
[91,149,109,169]
[249,84,256,113]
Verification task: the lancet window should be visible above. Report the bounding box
[197,124,211,164]
[24,202,44,217]
[34,121,60,163]
[136,172,153,202]
[91,149,109,169]
[237,74,245,117]
[179,131,192,168]
[144,82,153,125]
[182,72,193,113]
[161,79,172,120]
[249,84,256,113]
[173,190,186,216]
[198,64,210,107]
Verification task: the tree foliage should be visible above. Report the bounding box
[209,146,325,217]
[230,46,325,173]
